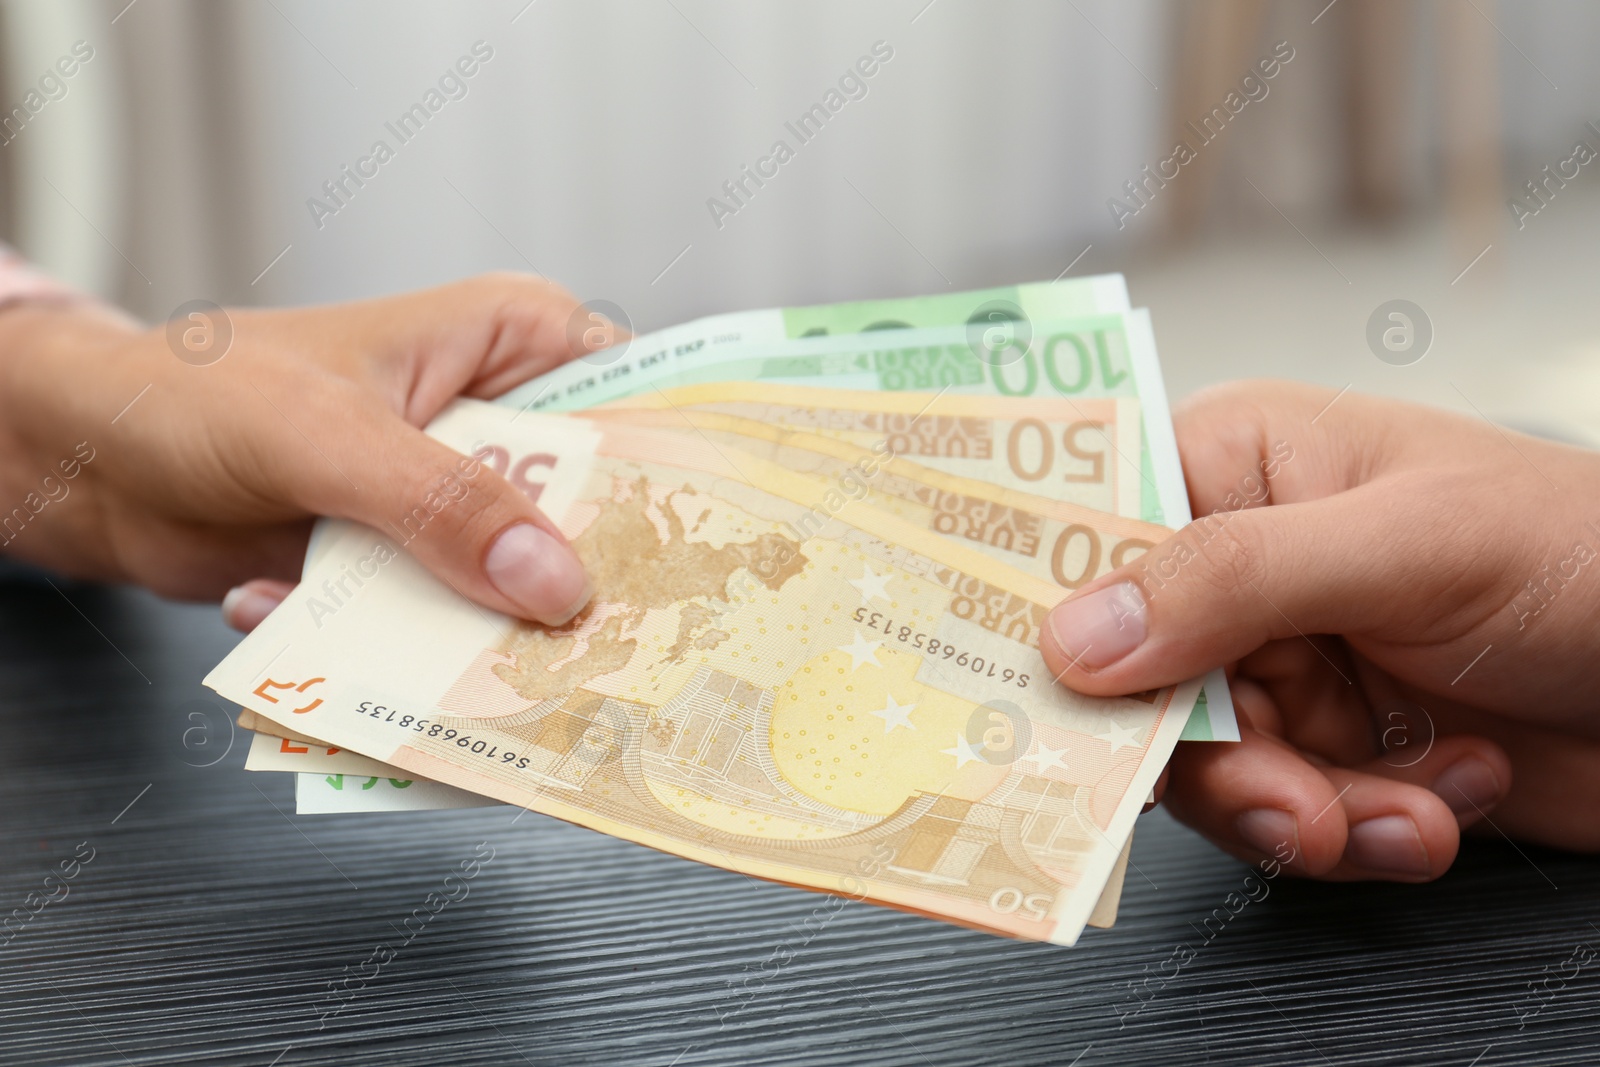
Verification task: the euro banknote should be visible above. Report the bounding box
[598,384,1146,518]
[264,400,1165,805]
[496,275,1132,417]
[213,400,1199,944]
[239,720,1130,929]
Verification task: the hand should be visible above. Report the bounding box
[0,274,602,631]
[1041,380,1600,880]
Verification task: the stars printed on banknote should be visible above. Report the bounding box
[1025,742,1069,773]
[942,733,984,768]
[1097,722,1143,753]
[848,565,893,603]
[837,629,883,670]
[870,694,917,733]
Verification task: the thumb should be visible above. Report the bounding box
[284,392,592,628]
[1039,487,1419,696]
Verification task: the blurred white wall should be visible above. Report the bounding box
[4,0,1172,329]
[2,0,1599,435]
[247,0,1172,326]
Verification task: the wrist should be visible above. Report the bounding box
[0,301,141,556]
[0,297,142,417]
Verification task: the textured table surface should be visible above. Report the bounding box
[2,581,1598,1067]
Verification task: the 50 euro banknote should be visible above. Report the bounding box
[213,399,1199,944]
[598,385,1146,519]
[239,718,1133,928]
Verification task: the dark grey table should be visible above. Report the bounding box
[2,581,1597,1067]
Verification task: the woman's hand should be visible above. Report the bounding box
[0,274,600,630]
[1041,380,1600,880]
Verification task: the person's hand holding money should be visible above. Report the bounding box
[1042,381,1600,879]
[0,274,598,630]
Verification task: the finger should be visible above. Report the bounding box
[1481,724,1600,850]
[1161,719,1349,877]
[282,274,595,410]
[1243,637,1375,765]
[1171,379,1377,513]
[1420,704,1600,850]
[1166,720,1480,882]
[1228,673,1282,737]
[1307,764,1459,882]
[1038,465,1514,698]
[1042,380,1541,697]
[271,389,591,626]
[222,579,294,632]
[1351,731,1511,832]
[115,517,312,601]
[1162,726,1466,882]
[1173,379,1540,518]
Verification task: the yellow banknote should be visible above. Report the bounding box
[206,401,1198,945]
[599,383,1147,519]
[582,405,1161,594]
[239,724,1132,924]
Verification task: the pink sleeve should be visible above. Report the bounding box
[0,243,85,310]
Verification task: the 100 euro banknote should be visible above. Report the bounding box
[212,400,1199,944]
[497,275,1132,416]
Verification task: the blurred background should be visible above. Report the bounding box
[2,0,1597,442]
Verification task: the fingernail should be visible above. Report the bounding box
[1432,758,1501,820]
[1046,581,1146,671]
[1347,814,1431,877]
[221,584,282,632]
[1235,808,1300,860]
[485,523,593,626]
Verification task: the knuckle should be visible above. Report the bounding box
[481,271,576,307]
[1175,379,1276,424]
[384,448,518,550]
[1175,379,1326,434]
[1190,518,1268,599]
[473,268,536,289]
[1176,379,1260,417]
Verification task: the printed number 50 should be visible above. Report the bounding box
[1006,419,1106,484]
[989,886,1052,921]
[475,444,557,505]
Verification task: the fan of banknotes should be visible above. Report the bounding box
[205,274,1238,947]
